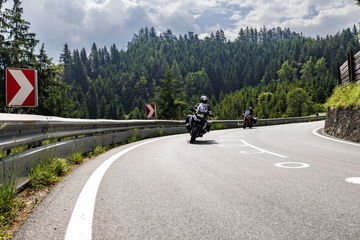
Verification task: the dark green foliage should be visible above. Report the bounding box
[60,25,358,119]
[153,69,187,119]
[90,146,107,156]
[29,161,59,189]
[215,58,335,119]
[69,153,84,165]
[1,0,359,119]
[286,88,313,117]
[28,158,69,189]
[128,107,144,119]
[0,183,17,218]
[50,158,69,177]
[0,1,78,116]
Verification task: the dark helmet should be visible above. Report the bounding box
[200,95,208,103]
[249,106,253,110]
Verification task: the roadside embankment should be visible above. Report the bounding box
[325,107,360,142]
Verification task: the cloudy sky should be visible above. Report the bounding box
[17,0,360,61]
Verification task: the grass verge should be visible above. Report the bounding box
[0,183,21,239]
[325,83,360,108]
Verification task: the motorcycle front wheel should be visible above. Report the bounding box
[190,124,199,143]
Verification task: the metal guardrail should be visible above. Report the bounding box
[0,113,326,188]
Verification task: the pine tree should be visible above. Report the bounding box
[4,0,38,68]
[72,49,89,92]
[89,43,99,79]
[86,86,98,119]
[0,0,39,110]
[154,68,186,119]
[59,43,72,84]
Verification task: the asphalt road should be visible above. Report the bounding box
[14,121,360,240]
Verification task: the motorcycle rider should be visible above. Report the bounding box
[185,95,213,132]
[244,106,253,117]
[244,106,255,126]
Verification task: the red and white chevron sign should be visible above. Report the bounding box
[145,104,156,118]
[6,68,38,107]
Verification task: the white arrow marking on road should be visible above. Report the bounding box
[240,139,288,158]
[147,104,155,118]
[8,69,34,106]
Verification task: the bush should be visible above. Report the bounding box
[0,183,18,240]
[69,153,84,165]
[28,158,68,189]
[29,161,59,189]
[50,158,69,176]
[0,183,17,218]
[325,83,360,108]
[90,146,107,156]
[127,135,141,143]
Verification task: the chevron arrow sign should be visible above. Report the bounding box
[145,104,156,118]
[6,68,38,107]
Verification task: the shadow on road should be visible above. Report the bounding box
[189,140,218,145]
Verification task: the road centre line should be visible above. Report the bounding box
[312,127,360,147]
[240,139,288,158]
[64,136,173,240]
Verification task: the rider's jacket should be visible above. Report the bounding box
[195,103,211,113]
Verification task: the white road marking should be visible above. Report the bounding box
[345,177,360,184]
[312,127,360,147]
[274,162,310,169]
[218,144,247,148]
[64,137,169,240]
[240,150,263,155]
[240,140,288,158]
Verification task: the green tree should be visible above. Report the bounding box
[154,69,186,119]
[86,86,98,119]
[286,87,312,117]
[128,107,144,119]
[59,43,72,84]
[184,69,213,102]
[72,49,89,92]
[257,92,273,118]
[0,0,39,110]
[89,43,99,79]
[277,60,296,82]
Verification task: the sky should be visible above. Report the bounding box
[15,0,360,61]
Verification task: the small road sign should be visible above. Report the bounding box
[6,68,38,107]
[145,104,156,118]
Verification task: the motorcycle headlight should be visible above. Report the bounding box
[197,113,204,118]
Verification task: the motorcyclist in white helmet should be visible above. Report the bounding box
[185,95,213,131]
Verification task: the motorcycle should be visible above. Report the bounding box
[186,108,212,144]
[243,115,254,129]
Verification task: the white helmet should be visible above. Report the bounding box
[200,95,208,103]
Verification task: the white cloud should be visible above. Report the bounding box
[14,0,359,60]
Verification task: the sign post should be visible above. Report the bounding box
[145,104,156,119]
[6,68,38,107]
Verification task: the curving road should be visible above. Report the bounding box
[15,121,360,240]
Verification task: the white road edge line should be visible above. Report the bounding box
[312,127,360,147]
[64,137,172,240]
[240,139,288,158]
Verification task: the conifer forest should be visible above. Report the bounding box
[1,0,359,120]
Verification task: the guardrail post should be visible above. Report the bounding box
[348,50,355,83]
[337,62,341,85]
